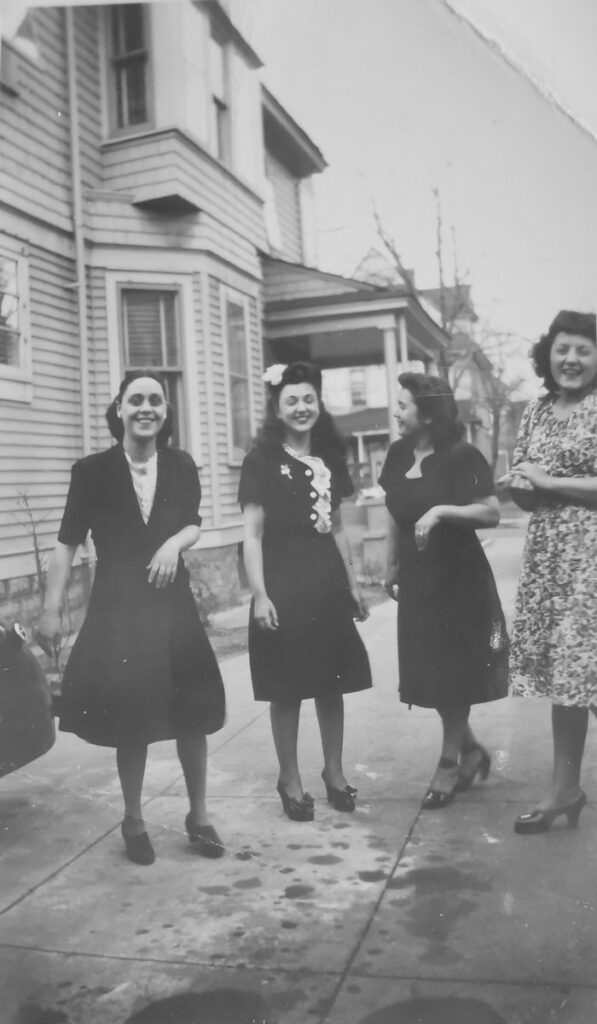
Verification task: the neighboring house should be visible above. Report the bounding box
[0,1,326,623]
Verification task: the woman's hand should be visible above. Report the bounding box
[351,586,369,621]
[35,611,62,657]
[147,538,181,588]
[414,507,443,551]
[514,462,553,491]
[254,594,279,630]
[384,567,399,601]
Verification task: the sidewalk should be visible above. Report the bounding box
[1,531,596,1024]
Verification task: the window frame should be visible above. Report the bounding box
[208,26,231,165]
[221,286,253,466]
[104,4,154,137]
[0,237,33,405]
[105,272,202,463]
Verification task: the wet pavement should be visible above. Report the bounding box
[1,525,596,1023]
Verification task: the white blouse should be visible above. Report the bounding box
[283,446,332,533]
[124,451,158,524]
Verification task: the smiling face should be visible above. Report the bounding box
[394,387,422,438]
[117,376,167,446]
[276,382,320,440]
[550,331,597,396]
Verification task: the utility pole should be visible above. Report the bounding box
[433,187,448,334]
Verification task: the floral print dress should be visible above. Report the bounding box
[510,390,597,706]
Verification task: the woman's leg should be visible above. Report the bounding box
[116,742,148,833]
[177,733,209,825]
[270,699,303,800]
[315,691,349,790]
[429,704,471,793]
[537,705,589,810]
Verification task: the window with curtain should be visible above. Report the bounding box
[225,298,251,460]
[120,289,185,446]
[109,5,150,130]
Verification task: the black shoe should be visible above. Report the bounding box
[455,743,491,793]
[322,771,357,812]
[185,813,225,858]
[276,782,314,822]
[421,757,460,811]
[514,791,587,834]
[121,821,155,865]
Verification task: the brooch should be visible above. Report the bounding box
[280,464,292,478]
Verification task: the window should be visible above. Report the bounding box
[120,289,185,445]
[0,244,32,403]
[224,296,251,460]
[349,368,367,409]
[209,32,230,162]
[109,5,150,131]
[1,10,39,94]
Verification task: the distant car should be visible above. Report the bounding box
[0,622,55,777]
[356,484,385,505]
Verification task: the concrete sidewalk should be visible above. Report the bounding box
[1,531,596,1024]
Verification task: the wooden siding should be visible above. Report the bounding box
[0,8,73,233]
[265,152,303,262]
[263,259,367,303]
[0,243,83,576]
[101,130,268,252]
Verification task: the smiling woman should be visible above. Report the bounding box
[35,370,226,865]
[505,310,597,836]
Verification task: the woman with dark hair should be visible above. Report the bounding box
[37,370,226,864]
[500,310,597,834]
[239,362,371,821]
[380,373,508,809]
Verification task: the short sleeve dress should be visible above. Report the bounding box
[509,391,597,706]
[57,444,226,747]
[238,444,372,702]
[379,440,508,709]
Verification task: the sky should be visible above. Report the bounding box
[237,0,597,345]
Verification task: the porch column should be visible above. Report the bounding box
[383,326,399,441]
[398,311,409,370]
[356,433,366,465]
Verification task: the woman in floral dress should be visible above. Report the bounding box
[505,310,597,834]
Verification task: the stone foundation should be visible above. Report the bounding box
[0,543,243,634]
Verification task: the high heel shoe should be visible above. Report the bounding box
[421,757,460,810]
[185,813,225,858]
[514,791,587,834]
[276,782,314,822]
[121,819,155,865]
[455,742,491,793]
[322,771,357,812]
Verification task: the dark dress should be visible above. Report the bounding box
[238,444,372,702]
[379,440,508,709]
[58,444,226,747]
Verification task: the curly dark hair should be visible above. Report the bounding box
[398,372,465,450]
[252,361,347,465]
[105,369,174,447]
[532,310,597,393]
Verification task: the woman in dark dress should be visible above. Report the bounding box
[239,362,371,821]
[380,373,508,810]
[37,371,226,864]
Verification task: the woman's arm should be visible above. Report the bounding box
[242,503,278,630]
[331,509,368,621]
[147,524,201,588]
[36,542,77,651]
[515,462,597,506]
[415,496,500,551]
[384,513,400,600]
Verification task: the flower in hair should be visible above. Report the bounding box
[262,364,287,387]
